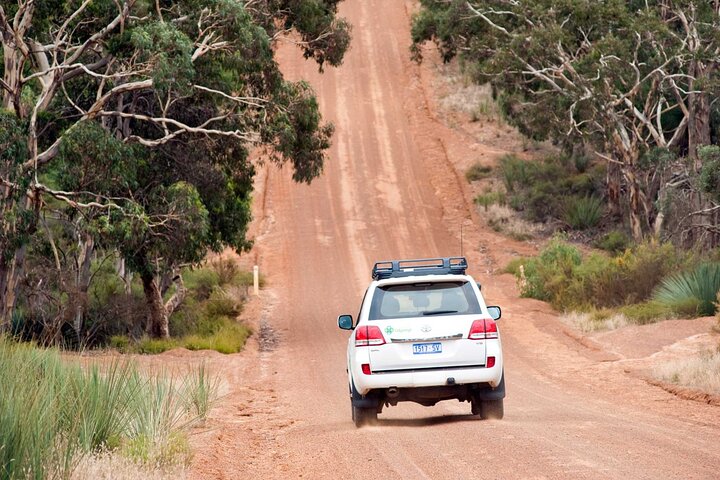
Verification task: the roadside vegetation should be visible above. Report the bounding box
[0,338,218,479]
[654,346,720,395]
[505,237,720,330]
[415,2,720,333]
[108,259,259,355]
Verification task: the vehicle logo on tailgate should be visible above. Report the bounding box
[385,326,394,335]
[421,325,432,333]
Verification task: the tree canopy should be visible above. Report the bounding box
[413,0,720,241]
[0,0,351,337]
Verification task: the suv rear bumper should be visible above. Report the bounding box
[351,361,503,396]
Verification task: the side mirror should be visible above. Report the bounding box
[338,314,354,330]
[487,306,501,321]
[476,282,482,291]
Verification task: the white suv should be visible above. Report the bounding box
[338,257,505,427]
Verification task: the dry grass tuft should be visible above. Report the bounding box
[653,348,720,395]
[72,452,186,480]
[560,311,629,333]
[481,204,541,241]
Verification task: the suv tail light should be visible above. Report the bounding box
[355,325,386,347]
[468,318,498,340]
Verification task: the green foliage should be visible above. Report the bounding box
[0,339,214,478]
[653,263,720,316]
[498,154,602,224]
[474,191,505,211]
[136,319,251,355]
[55,120,138,194]
[412,0,716,239]
[594,230,630,254]
[564,196,603,230]
[517,239,692,313]
[184,268,221,301]
[465,162,493,182]
[698,146,720,202]
[1,0,352,336]
[617,301,678,325]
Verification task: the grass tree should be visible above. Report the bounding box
[0,0,351,337]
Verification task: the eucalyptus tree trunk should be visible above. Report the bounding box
[72,233,94,337]
[140,268,187,339]
[0,247,25,332]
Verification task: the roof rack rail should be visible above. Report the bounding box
[372,257,468,280]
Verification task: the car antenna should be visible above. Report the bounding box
[460,222,464,257]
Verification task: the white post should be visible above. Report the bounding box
[253,265,259,296]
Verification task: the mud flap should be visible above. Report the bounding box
[474,370,505,401]
[351,379,381,409]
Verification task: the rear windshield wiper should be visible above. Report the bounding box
[422,310,458,316]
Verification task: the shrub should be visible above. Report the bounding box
[653,263,720,316]
[474,191,505,211]
[499,154,532,192]
[594,230,630,254]
[109,335,131,352]
[183,319,251,354]
[564,195,603,230]
[137,338,178,354]
[234,270,266,288]
[465,162,493,182]
[517,239,692,314]
[205,290,241,318]
[519,236,581,304]
[183,268,219,301]
[617,301,676,324]
[208,258,240,286]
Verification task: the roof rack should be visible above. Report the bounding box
[372,257,468,280]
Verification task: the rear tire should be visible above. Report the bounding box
[479,399,504,420]
[352,404,378,427]
[350,380,378,427]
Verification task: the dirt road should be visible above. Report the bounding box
[190,1,720,478]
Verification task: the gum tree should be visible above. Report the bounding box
[412,0,720,240]
[0,0,351,337]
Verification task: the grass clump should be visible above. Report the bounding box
[564,195,603,230]
[653,263,720,316]
[482,204,539,241]
[0,339,217,479]
[654,347,720,394]
[594,230,630,254]
[474,191,506,211]
[465,162,493,182]
[498,154,604,228]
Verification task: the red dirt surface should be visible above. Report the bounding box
[186,1,720,478]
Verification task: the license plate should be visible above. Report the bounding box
[413,342,442,354]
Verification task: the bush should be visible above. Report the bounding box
[594,230,630,254]
[183,320,251,354]
[499,154,532,192]
[109,335,131,352]
[205,290,241,318]
[465,162,493,182]
[653,263,720,316]
[183,268,220,301]
[617,301,676,324]
[519,236,582,304]
[564,195,603,230]
[474,191,506,211]
[517,239,692,313]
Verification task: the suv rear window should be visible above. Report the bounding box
[369,281,481,320]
